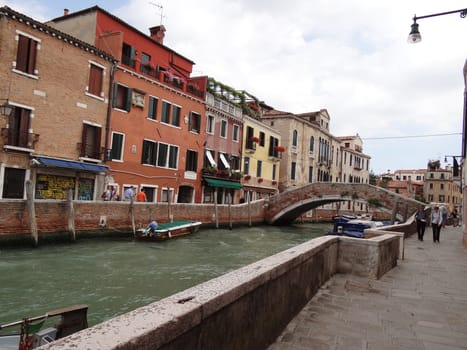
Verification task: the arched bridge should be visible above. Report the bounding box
[265,183,424,225]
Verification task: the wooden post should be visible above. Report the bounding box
[167,189,172,223]
[26,180,38,246]
[247,191,252,227]
[66,188,76,241]
[228,191,232,230]
[130,196,135,236]
[214,188,219,229]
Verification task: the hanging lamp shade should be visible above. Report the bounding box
[407,22,422,43]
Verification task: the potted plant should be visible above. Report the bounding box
[258,177,264,183]
[244,174,251,180]
[274,145,286,152]
[250,136,260,143]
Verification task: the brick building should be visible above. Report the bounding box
[0,6,115,200]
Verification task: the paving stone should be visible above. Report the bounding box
[267,226,467,350]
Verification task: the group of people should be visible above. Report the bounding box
[102,186,148,202]
[415,205,460,243]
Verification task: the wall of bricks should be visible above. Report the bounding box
[0,199,266,241]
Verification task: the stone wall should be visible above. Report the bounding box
[0,200,266,242]
[38,233,401,350]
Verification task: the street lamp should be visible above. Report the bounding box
[407,8,467,43]
[0,99,14,117]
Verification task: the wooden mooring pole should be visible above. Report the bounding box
[26,180,38,246]
[66,188,76,240]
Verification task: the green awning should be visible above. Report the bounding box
[204,177,243,189]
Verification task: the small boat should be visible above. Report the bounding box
[135,220,202,241]
[329,219,385,238]
[0,304,88,350]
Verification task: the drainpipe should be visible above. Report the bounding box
[104,60,118,164]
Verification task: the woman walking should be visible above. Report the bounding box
[430,206,443,243]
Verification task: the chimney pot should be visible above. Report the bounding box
[64,8,69,16]
[149,25,166,44]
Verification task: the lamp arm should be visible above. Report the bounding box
[413,8,467,21]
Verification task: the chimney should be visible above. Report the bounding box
[63,8,69,16]
[149,25,166,44]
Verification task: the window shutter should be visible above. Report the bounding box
[89,65,103,96]
[81,124,88,157]
[95,127,102,158]
[16,35,29,72]
[112,84,118,108]
[125,88,132,111]
[148,97,154,119]
[27,38,37,74]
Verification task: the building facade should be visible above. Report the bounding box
[0,6,115,200]
[49,6,207,203]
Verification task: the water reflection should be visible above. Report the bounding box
[0,223,330,327]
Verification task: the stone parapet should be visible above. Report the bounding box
[38,233,401,350]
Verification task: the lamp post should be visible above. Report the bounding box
[408,8,467,246]
[407,8,467,43]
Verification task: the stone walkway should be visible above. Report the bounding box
[268,225,467,350]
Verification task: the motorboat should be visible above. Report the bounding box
[135,220,202,241]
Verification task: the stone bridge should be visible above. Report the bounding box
[265,183,424,225]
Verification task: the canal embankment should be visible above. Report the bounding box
[37,231,400,350]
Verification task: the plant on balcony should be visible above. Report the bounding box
[203,166,217,175]
[231,172,242,180]
[244,174,251,180]
[274,145,286,152]
[250,136,260,143]
[216,169,229,177]
[258,177,264,183]
[272,180,277,185]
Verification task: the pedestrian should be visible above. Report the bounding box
[452,208,459,227]
[440,205,448,228]
[124,186,135,201]
[136,188,147,202]
[415,205,426,241]
[430,206,442,243]
[101,185,115,201]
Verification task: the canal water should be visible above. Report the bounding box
[0,223,331,328]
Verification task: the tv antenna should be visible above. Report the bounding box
[149,2,166,25]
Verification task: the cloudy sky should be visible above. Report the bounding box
[3,0,467,174]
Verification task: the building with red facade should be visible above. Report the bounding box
[49,7,207,203]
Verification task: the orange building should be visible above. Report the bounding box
[49,7,207,203]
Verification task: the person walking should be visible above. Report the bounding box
[430,206,442,243]
[124,186,135,201]
[415,205,426,241]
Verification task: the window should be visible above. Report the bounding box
[189,112,201,133]
[16,33,38,75]
[309,136,314,154]
[440,183,444,190]
[206,115,214,134]
[292,130,298,148]
[172,105,180,127]
[113,84,131,112]
[439,195,445,202]
[259,132,265,147]
[268,136,279,157]
[111,132,124,161]
[88,63,104,97]
[291,162,296,180]
[232,124,239,142]
[121,43,136,68]
[142,140,158,165]
[148,96,158,120]
[272,164,277,180]
[246,126,255,150]
[6,107,31,148]
[161,188,174,203]
[2,168,25,199]
[256,160,262,177]
[231,156,240,171]
[157,143,178,169]
[220,119,227,138]
[186,150,198,172]
[140,52,151,74]
[308,166,313,183]
[80,123,102,159]
[161,101,171,124]
[244,157,250,175]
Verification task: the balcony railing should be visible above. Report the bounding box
[1,128,39,149]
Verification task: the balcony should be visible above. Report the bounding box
[202,167,242,182]
[1,128,39,150]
